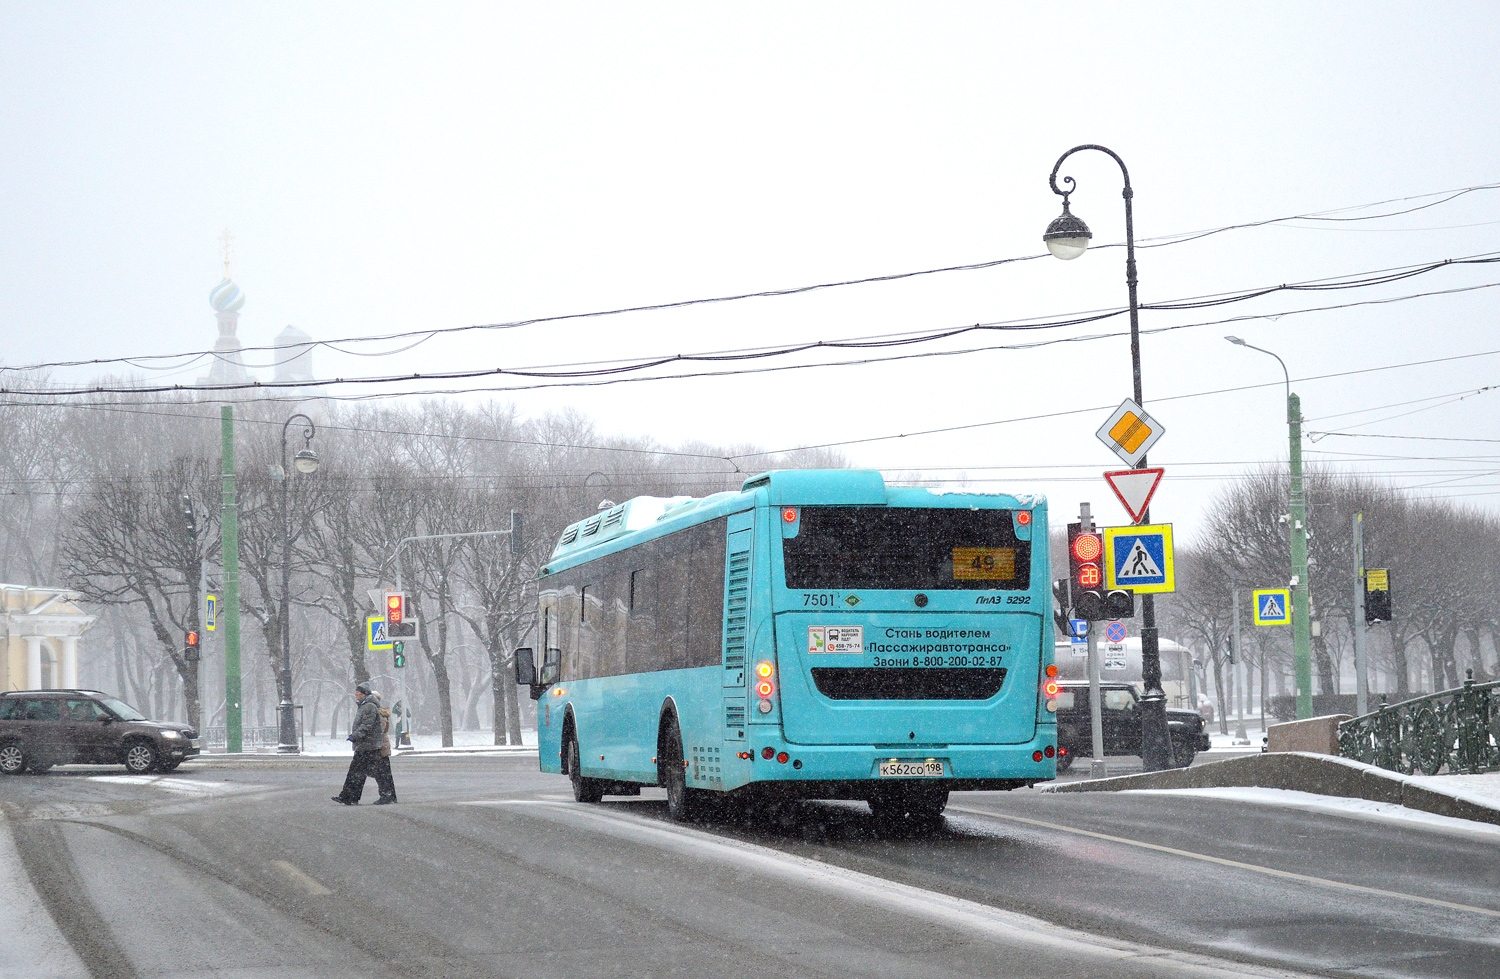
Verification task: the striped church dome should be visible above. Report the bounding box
[209,277,245,313]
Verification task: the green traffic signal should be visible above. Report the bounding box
[393,640,406,669]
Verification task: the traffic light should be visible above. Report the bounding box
[185,631,199,662]
[1365,569,1392,624]
[1052,578,1072,636]
[1067,523,1107,620]
[393,642,406,669]
[386,592,405,625]
[1067,523,1135,621]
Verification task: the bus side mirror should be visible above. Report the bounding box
[514,648,537,686]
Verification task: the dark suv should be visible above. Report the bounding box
[1054,681,1210,772]
[0,690,200,775]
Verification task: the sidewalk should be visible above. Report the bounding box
[196,729,539,759]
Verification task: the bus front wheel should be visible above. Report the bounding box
[566,735,605,803]
[658,716,706,822]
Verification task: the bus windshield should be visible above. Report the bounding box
[782,506,1031,591]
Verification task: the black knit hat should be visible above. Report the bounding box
[355,681,373,696]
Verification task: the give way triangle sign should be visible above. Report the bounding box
[1104,468,1165,524]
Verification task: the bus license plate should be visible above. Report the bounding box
[878,760,945,778]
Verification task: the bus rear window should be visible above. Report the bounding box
[782,507,1032,591]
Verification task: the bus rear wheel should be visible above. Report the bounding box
[566,735,604,803]
[658,716,706,822]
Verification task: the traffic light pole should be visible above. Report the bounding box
[1353,512,1368,717]
[384,515,525,751]
[1086,621,1105,779]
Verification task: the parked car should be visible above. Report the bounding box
[0,689,199,775]
[1054,681,1210,772]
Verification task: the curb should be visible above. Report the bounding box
[1045,752,1500,827]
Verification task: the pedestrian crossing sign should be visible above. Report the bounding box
[1103,524,1175,594]
[1253,589,1293,626]
[367,615,394,651]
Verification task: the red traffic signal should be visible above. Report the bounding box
[386,592,405,624]
[186,632,199,647]
[1070,531,1103,563]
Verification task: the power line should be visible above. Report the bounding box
[8,251,1500,399]
[4,181,1499,379]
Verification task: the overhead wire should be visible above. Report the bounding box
[7,249,1500,400]
[4,181,1499,379]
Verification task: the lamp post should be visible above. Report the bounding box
[1043,144,1173,771]
[277,413,319,753]
[1226,336,1313,719]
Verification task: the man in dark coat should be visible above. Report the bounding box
[333,682,384,805]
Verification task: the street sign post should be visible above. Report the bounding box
[1103,524,1175,594]
[1096,399,1165,468]
[1103,468,1164,524]
[1253,589,1292,626]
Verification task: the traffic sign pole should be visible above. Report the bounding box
[1289,392,1314,720]
[1233,586,1246,742]
[1087,621,1105,779]
[1048,144,1171,772]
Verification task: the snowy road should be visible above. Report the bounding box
[1,755,1494,978]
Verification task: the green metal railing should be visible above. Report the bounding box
[1338,670,1500,776]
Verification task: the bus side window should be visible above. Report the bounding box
[540,604,562,685]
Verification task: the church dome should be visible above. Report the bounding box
[209,278,245,313]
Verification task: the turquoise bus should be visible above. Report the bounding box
[514,469,1059,823]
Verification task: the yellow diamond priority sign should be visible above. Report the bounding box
[1096,398,1164,468]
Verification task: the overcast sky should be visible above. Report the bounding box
[3,2,1499,539]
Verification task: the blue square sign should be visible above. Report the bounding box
[1104,524,1175,594]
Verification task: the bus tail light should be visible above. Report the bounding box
[762,747,775,759]
[1044,679,1060,697]
[776,752,789,764]
[1044,745,1056,758]
[756,661,777,714]
[1033,750,1044,762]
[1045,664,1058,677]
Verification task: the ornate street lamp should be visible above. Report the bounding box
[1043,144,1173,771]
[277,413,319,753]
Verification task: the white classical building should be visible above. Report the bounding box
[1,585,96,691]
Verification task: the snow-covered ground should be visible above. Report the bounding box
[200,728,538,758]
[1405,770,1500,809]
[1126,784,1500,839]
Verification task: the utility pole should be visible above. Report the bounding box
[1353,511,1369,716]
[1288,392,1313,718]
[220,405,242,753]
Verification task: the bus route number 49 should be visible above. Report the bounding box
[878,760,946,778]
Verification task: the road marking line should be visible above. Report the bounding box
[464,798,1317,978]
[87,775,250,797]
[270,860,332,896]
[950,804,1500,919]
